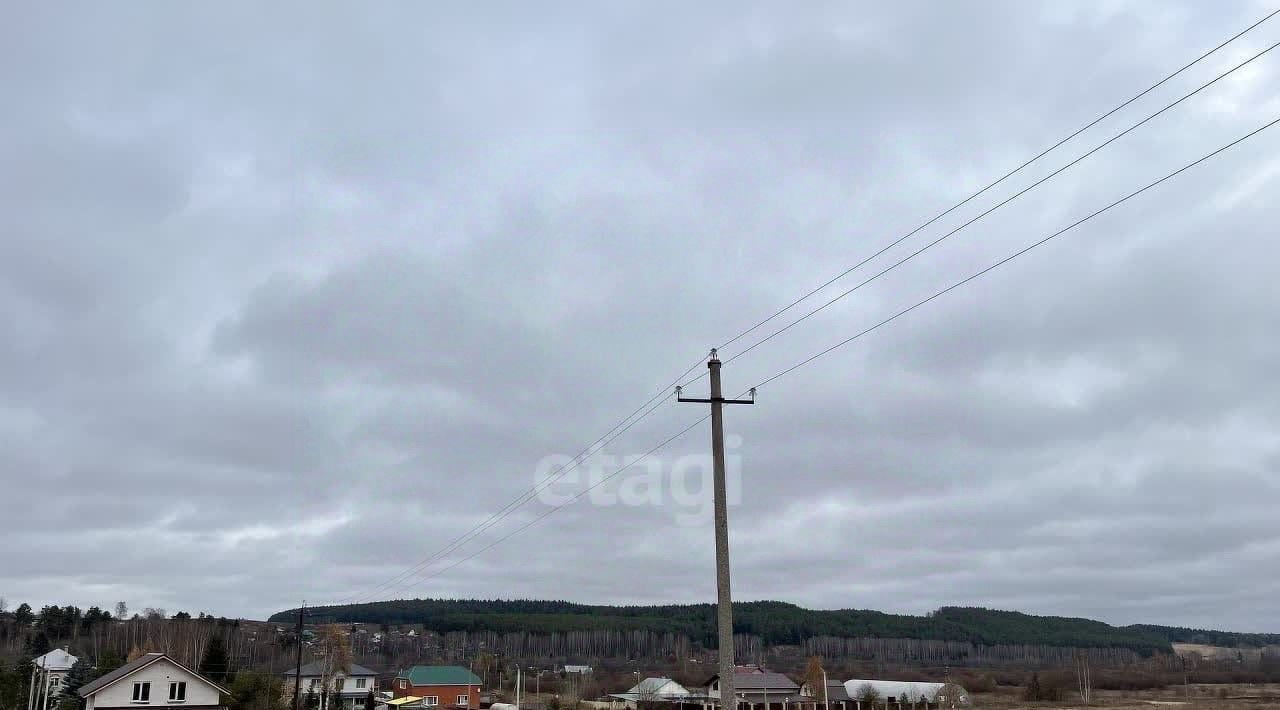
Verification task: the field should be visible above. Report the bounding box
[1172,644,1280,666]
[973,683,1280,709]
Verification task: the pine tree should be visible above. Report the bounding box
[0,661,27,710]
[60,658,93,706]
[25,632,51,657]
[98,651,124,677]
[200,637,229,682]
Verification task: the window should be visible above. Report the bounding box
[397,680,407,690]
[423,697,439,706]
[311,680,320,691]
[132,682,152,703]
[456,696,468,706]
[356,679,367,689]
[169,682,187,703]
[335,679,345,692]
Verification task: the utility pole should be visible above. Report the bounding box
[36,663,47,710]
[678,349,755,710]
[293,603,307,710]
[1182,656,1190,703]
[821,667,829,710]
[26,663,37,710]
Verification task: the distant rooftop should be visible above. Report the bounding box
[285,661,378,677]
[395,666,482,687]
[33,648,77,671]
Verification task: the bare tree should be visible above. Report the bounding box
[318,625,352,710]
[114,602,129,620]
[1074,650,1092,706]
[802,658,826,707]
[635,678,661,710]
[854,684,880,709]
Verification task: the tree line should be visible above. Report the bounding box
[276,600,1187,655]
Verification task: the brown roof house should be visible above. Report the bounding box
[704,667,800,710]
[79,653,230,710]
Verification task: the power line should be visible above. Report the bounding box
[377,404,733,590]
[711,7,1278,356]
[337,353,707,603]
[752,114,1280,391]
[381,112,1280,598]
[323,10,1277,604]
[335,379,688,604]
[709,39,1280,372]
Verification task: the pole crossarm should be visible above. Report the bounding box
[675,390,756,405]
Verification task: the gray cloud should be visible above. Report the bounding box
[2,1,1278,633]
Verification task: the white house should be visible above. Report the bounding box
[609,678,691,708]
[78,653,228,710]
[284,662,379,710]
[32,648,79,709]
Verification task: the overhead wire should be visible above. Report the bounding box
[703,39,1280,374]
[334,355,704,604]
[402,114,1280,599]
[323,9,1279,605]
[751,114,1280,391]
[710,8,1279,356]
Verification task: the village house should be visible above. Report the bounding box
[391,666,481,709]
[608,677,692,709]
[32,648,78,709]
[704,666,799,710]
[796,680,851,710]
[77,653,229,710]
[283,661,379,710]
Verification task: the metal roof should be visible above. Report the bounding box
[33,649,78,672]
[843,680,967,704]
[800,681,851,701]
[395,666,482,686]
[707,672,798,691]
[285,662,379,677]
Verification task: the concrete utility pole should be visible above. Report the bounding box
[820,668,829,710]
[293,603,308,710]
[678,349,755,710]
[36,663,47,710]
[26,663,37,710]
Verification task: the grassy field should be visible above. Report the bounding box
[971,683,1280,708]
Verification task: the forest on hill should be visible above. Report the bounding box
[1127,623,1280,648]
[268,600,1248,656]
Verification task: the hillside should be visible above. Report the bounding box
[270,600,1192,656]
[1128,624,1280,648]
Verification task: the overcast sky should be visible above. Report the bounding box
[3,2,1279,632]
